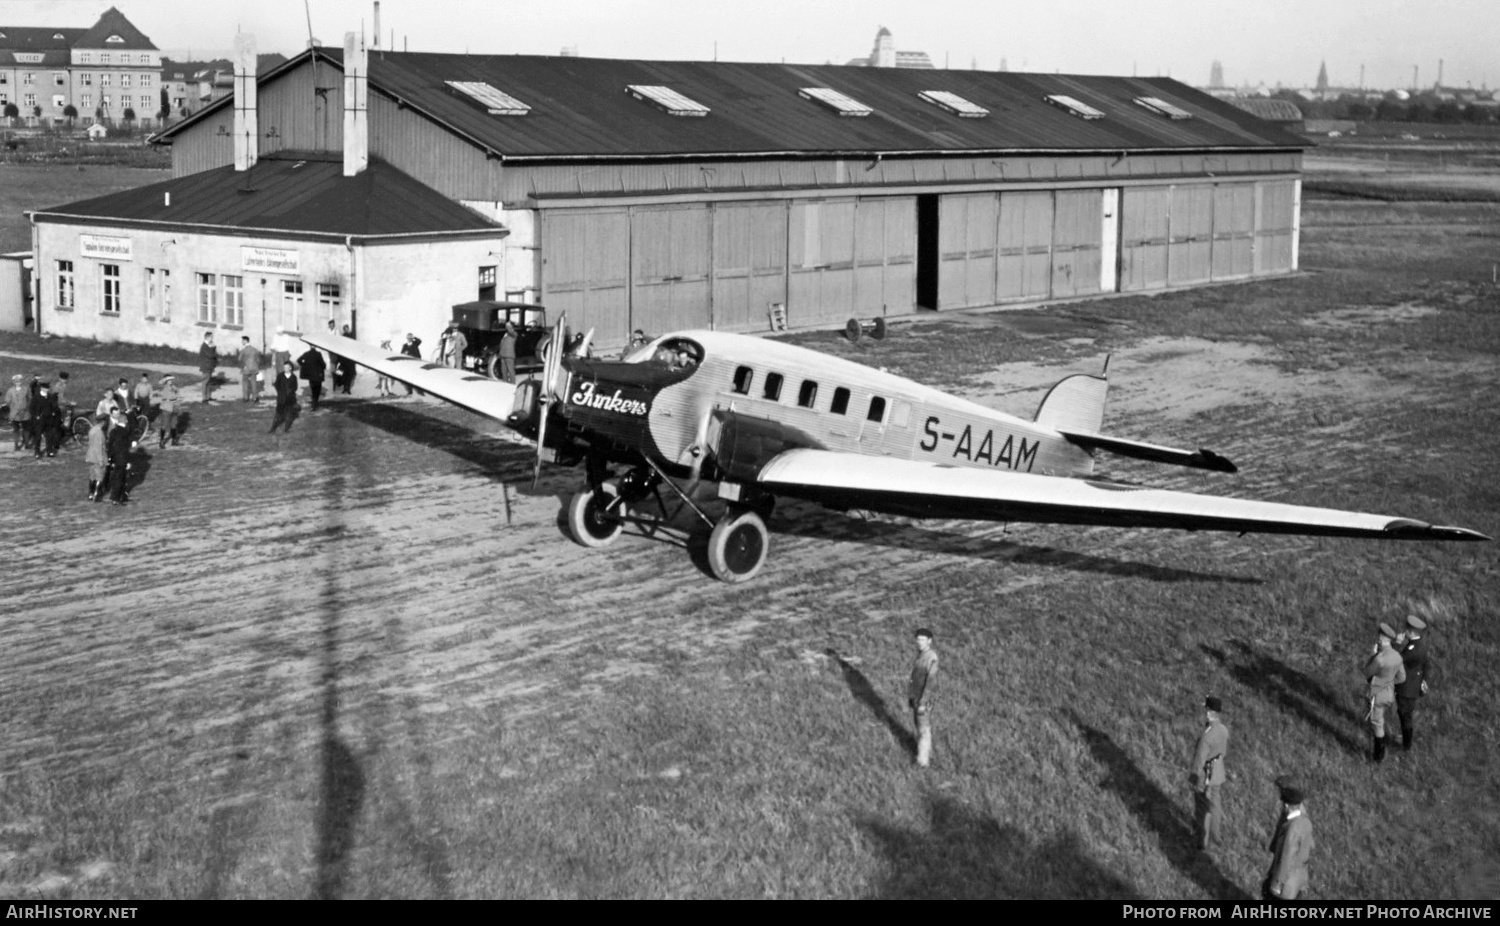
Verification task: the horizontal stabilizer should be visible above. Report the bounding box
[1058,430,1238,473]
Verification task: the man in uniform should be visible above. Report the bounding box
[105,407,134,505]
[198,332,219,403]
[1395,615,1431,752]
[908,627,939,768]
[497,321,518,383]
[1364,622,1407,762]
[5,373,29,451]
[1263,780,1314,902]
[238,336,263,404]
[30,380,62,458]
[1190,695,1229,852]
[155,374,180,447]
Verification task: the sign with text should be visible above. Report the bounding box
[80,234,133,261]
[241,246,300,275]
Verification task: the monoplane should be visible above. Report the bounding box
[301,322,1488,582]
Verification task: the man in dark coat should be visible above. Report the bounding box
[197,332,218,403]
[297,345,328,410]
[29,381,62,458]
[270,361,301,433]
[400,333,423,396]
[1395,615,1432,751]
[1263,781,1314,902]
[105,408,134,504]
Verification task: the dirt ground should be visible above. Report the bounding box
[0,301,1492,895]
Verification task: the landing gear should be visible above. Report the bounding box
[567,483,625,547]
[707,509,769,583]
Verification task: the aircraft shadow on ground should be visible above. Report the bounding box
[1201,641,1367,757]
[1068,711,1251,901]
[857,792,1142,899]
[331,398,545,488]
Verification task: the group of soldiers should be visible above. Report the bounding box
[1189,613,1435,902]
[5,370,72,457]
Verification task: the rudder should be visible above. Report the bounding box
[1034,356,1109,434]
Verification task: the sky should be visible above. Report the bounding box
[6,0,1496,91]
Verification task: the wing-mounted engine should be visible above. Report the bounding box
[708,408,827,483]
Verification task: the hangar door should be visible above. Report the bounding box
[1254,180,1298,274]
[1121,186,1171,292]
[937,192,999,310]
[632,205,712,335]
[711,202,788,333]
[1211,183,1255,281]
[854,197,917,317]
[1050,189,1104,299]
[1167,184,1214,286]
[540,208,630,345]
[996,191,1054,303]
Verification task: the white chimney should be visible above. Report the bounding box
[343,32,369,177]
[233,33,258,172]
[373,2,381,49]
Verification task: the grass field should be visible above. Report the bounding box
[0,164,170,253]
[0,184,1497,898]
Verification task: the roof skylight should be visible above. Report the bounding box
[1044,94,1105,120]
[627,85,710,117]
[446,80,530,116]
[1134,96,1194,120]
[918,90,989,118]
[799,87,873,117]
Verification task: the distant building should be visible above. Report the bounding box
[161,54,286,116]
[845,27,934,69]
[1210,61,1224,89]
[0,6,160,128]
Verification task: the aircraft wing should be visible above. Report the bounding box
[299,332,521,424]
[753,449,1489,541]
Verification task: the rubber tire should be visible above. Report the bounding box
[844,318,862,342]
[567,485,624,548]
[71,415,93,442]
[707,510,769,583]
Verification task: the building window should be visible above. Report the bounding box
[196,272,218,323]
[158,269,171,321]
[317,283,341,327]
[223,275,244,326]
[55,260,74,310]
[122,74,131,88]
[478,265,497,300]
[140,74,151,88]
[101,74,111,87]
[102,95,112,110]
[100,54,110,64]
[81,93,91,109]
[22,72,34,86]
[144,268,159,319]
[100,264,121,314]
[53,72,65,87]
[81,73,92,86]
[23,94,36,109]
[140,54,150,65]
[282,280,304,331]
[79,52,90,64]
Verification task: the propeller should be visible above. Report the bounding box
[532,312,568,489]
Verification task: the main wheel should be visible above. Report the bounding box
[567,484,625,548]
[129,415,149,443]
[71,415,92,442]
[707,510,769,583]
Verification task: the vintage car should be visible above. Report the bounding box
[449,301,550,379]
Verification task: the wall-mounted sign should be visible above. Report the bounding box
[80,234,133,261]
[242,246,300,274]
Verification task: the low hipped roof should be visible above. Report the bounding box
[30,151,504,241]
[160,49,1309,162]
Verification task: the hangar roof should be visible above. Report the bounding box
[29,151,503,241]
[160,49,1309,162]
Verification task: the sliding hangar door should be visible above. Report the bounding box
[540,198,916,345]
[539,179,1297,343]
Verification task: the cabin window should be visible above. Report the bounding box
[763,372,783,401]
[732,366,754,394]
[830,387,850,415]
[797,380,818,408]
[867,396,887,423]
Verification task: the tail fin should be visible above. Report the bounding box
[1034,356,1109,435]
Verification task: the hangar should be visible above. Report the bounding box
[29,36,1307,352]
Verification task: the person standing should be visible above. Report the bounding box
[297,344,328,410]
[132,372,153,414]
[401,332,423,396]
[1262,781,1314,902]
[497,321,518,383]
[105,407,133,505]
[335,324,357,394]
[5,373,28,451]
[85,414,107,501]
[1395,615,1431,752]
[908,627,939,768]
[30,380,62,458]
[1190,695,1230,852]
[270,361,300,433]
[53,370,71,410]
[376,339,395,396]
[1364,622,1407,763]
[270,325,294,373]
[198,332,218,403]
[155,374,180,447]
[112,377,132,418]
[238,336,263,404]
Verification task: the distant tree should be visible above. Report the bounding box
[3,102,18,124]
[31,105,41,123]
[1406,101,1433,123]
[159,88,170,120]
[1433,100,1463,123]
[1346,101,1374,121]
[94,106,105,124]
[63,104,77,127]
[1375,99,1407,122]
[122,107,137,124]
